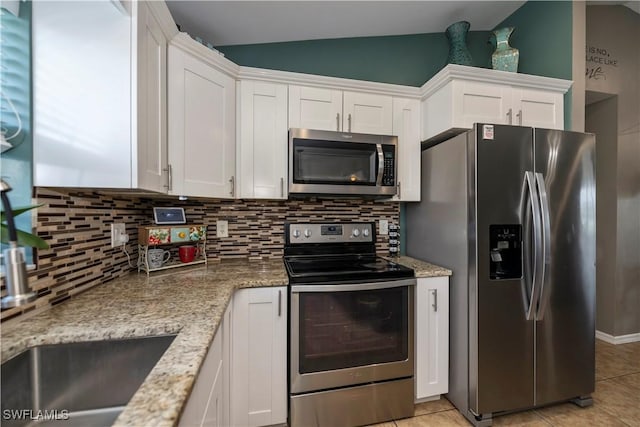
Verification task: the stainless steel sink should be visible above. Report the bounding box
[1,335,176,427]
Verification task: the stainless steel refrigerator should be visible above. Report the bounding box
[406,124,596,426]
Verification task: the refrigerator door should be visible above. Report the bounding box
[472,124,535,414]
[534,129,596,405]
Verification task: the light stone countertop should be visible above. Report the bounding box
[0,256,450,426]
[1,259,288,427]
[386,255,452,278]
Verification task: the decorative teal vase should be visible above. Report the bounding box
[491,27,519,72]
[445,21,473,66]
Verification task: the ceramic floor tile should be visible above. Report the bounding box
[492,410,552,426]
[593,378,640,426]
[414,397,454,416]
[609,372,640,392]
[596,348,639,380]
[395,409,469,427]
[535,402,628,427]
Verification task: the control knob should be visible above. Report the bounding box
[362,228,370,237]
[292,229,301,238]
[304,229,312,238]
[352,228,360,237]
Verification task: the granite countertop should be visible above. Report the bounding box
[387,255,452,278]
[0,256,450,426]
[1,259,288,427]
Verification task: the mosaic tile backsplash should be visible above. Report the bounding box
[1,188,399,322]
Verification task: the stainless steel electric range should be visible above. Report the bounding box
[284,222,416,427]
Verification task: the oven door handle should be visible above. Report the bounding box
[291,278,416,293]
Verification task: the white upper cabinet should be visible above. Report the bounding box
[168,35,237,198]
[421,64,571,143]
[33,0,172,191]
[237,81,288,199]
[343,91,393,134]
[288,86,342,132]
[513,88,564,129]
[289,85,393,134]
[392,98,421,202]
[134,1,169,193]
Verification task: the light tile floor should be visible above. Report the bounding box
[371,339,640,426]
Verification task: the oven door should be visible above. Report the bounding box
[290,279,415,394]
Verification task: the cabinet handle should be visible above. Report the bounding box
[397,181,401,199]
[278,290,282,317]
[229,176,235,197]
[507,108,513,125]
[432,289,438,312]
[348,113,352,133]
[336,113,340,131]
[163,164,173,191]
[516,110,522,125]
[280,177,284,198]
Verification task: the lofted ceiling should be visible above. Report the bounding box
[165,1,528,47]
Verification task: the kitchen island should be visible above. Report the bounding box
[1,256,449,426]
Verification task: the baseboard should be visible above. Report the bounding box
[596,330,640,344]
[415,394,441,404]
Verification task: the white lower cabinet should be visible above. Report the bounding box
[415,276,449,401]
[231,287,288,427]
[180,303,232,427]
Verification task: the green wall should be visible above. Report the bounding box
[494,1,574,128]
[218,31,494,87]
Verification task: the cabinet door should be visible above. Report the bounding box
[288,85,342,131]
[231,287,287,427]
[392,98,421,202]
[135,1,168,193]
[452,80,511,128]
[33,0,131,188]
[238,81,288,199]
[512,88,564,130]
[343,91,393,134]
[202,303,232,427]
[180,317,224,426]
[168,45,236,198]
[415,277,449,401]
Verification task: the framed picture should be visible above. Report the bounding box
[153,207,186,225]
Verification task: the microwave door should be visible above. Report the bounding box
[293,141,377,185]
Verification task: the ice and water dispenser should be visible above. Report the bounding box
[489,225,522,280]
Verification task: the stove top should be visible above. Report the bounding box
[283,222,414,284]
[284,254,414,284]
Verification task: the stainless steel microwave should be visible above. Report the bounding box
[288,128,398,198]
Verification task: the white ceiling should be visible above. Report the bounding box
[165,1,527,47]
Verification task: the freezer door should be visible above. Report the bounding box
[534,129,596,405]
[472,124,535,414]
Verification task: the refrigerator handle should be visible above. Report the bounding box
[521,171,543,321]
[535,173,552,320]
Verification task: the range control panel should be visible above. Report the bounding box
[288,223,374,244]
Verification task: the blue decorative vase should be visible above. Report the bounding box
[491,27,519,72]
[446,21,473,66]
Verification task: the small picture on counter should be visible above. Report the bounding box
[153,207,186,225]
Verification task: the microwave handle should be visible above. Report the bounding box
[376,144,384,186]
